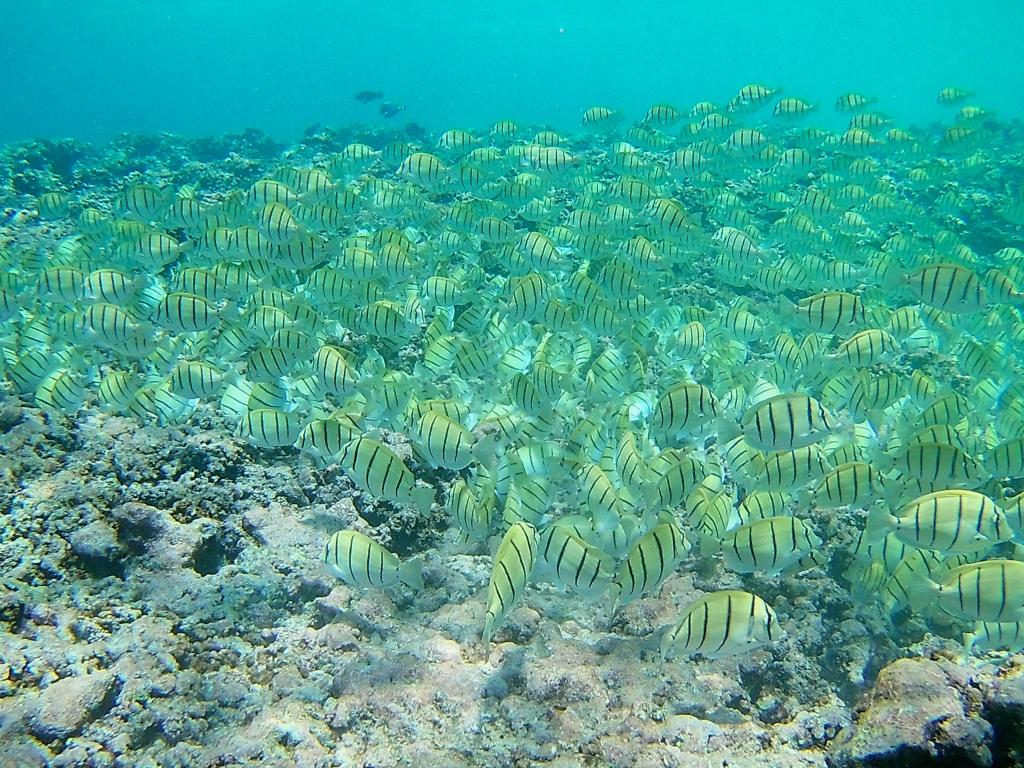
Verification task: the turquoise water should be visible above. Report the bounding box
[3,0,1023,144]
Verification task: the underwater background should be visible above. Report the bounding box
[4,3,1024,768]
[3,1,1024,144]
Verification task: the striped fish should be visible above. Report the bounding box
[412,410,489,470]
[295,416,361,461]
[737,490,790,523]
[750,445,831,491]
[576,461,622,533]
[871,489,1010,554]
[661,590,780,660]
[338,437,434,514]
[742,393,835,452]
[652,381,719,436]
[83,268,140,304]
[890,442,982,487]
[447,479,494,543]
[721,516,823,574]
[98,371,140,410]
[905,263,987,314]
[322,529,422,589]
[812,462,886,508]
[646,453,705,510]
[236,408,305,448]
[985,437,1024,479]
[154,292,221,333]
[38,266,86,303]
[167,360,226,399]
[398,152,447,188]
[832,329,898,367]
[312,345,360,397]
[483,522,538,644]
[612,520,689,605]
[964,620,1024,656]
[536,524,615,598]
[910,559,1024,622]
[789,291,865,333]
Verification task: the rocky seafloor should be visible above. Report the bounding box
[0,397,1023,768]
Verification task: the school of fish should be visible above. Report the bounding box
[5,82,1024,661]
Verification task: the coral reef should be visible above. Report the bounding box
[0,399,1021,767]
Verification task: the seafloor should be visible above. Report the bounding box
[1,130,1024,768]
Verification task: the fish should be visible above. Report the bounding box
[652,381,719,438]
[661,590,780,660]
[354,90,384,103]
[909,560,1024,622]
[612,519,689,605]
[236,408,306,448]
[720,516,823,574]
[741,393,837,452]
[295,415,362,462]
[411,410,494,470]
[964,621,1024,657]
[483,521,538,644]
[447,478,494,543]
[811,462,886,508]
[535,523,615,598]
[322,529,423,589]
[379,102,405,118]
[868,490,1011,554]
[338,436,434,513]
[904,263,987,314]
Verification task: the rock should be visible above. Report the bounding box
[0,737,54,768]
[827,657,992,768]
[25,670,118,742]
[110,503,170,552]
[109,502,209,573]
[983,667,1024,767]
[68,520,120,562]
[68,520,124,578]
[0,404,24,433]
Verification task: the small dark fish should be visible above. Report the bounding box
[303,123,322,138]
[404,122,426,140]
[379,102,405,119]
[354,90,383,103]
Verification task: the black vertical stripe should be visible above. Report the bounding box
[698,602,710,652]
[998,563,1007,621]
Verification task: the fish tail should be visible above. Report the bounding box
[399,557,424,591]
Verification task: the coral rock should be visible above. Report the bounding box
[827,657,992,767]
[25,670,119,742]
[983,666,1024,767]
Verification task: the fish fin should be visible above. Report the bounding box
[660,629,676,660]
[590,506,620,535]
[962,629,978,663]
[904,571,939,612]
[783,550,826,576]
[473,433,498,470]
[864,503,897,544]
[399,557,424,591]
[698,534,721,558]
[412,486,434,516]
[482,610,496,646]
[775,294,798,320]
[795,487,814,511]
